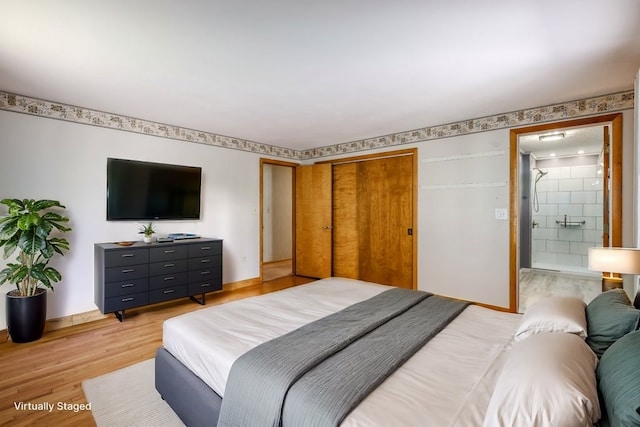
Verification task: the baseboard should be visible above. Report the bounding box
[44,309,109,332]
[222,277,261,291]
[0,278,263,337]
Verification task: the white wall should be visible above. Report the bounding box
[418,130,511,307]
[0,110,266,329]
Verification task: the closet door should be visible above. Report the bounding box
[295,164,333,278]
[333,154,414,289]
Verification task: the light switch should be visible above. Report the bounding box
[495,208,508,220]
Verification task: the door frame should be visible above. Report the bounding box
[259,158,299,281]
[318,148,418,289]
[509,113,623,312]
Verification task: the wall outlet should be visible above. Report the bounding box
[495,208,508,220]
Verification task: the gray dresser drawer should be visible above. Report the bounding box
[188,280,222,295]
[150,245,188,263]
[188,266,221,283]
[150,259,188,277]
[188,255,221,270]
[188,241,222,257]
[104,292,149,313]
[149,286,187,304]
[105,249,149,267]
[149,272,188,290]
[104,278,149,298]
[105,264,149,282]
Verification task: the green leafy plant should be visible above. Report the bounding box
[0,199,71,296]
[138,222,156,237]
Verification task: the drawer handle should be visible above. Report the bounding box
[122,254,135,258]
[163,289,175,294]
[121,268,135,273]
[200,271,210,275]
[200,283,211,288]
[121,297,134,302]
[164,276,175,281]
[200,246,211,250]
[164,250,176,254]
[121,283,135,288]
[164,263,175,267]
[200,259,210,263]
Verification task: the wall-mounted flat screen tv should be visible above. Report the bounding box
[107,158,202,221]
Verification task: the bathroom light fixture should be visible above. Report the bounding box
[539,132,565,142]
[588,247,640,291]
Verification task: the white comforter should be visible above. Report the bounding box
[163,277,521,426]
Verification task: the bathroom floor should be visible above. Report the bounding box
[518,268,601,313]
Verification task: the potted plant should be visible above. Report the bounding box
[0,199,71,343]
[139,222,156,243]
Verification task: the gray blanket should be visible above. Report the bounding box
[217,288,468,427]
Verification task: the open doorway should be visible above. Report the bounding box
[510,114,623,313]
[260,159,296,282]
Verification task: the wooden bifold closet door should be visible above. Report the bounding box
[333,154,414,289]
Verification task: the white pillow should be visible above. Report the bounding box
[483,333,600,427]
[514,296,587,341]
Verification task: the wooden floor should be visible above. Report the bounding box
[0,275,315,427]
[262,258,293,282]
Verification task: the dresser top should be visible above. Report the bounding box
[95,237,222,250]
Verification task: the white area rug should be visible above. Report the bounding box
[82,359,185,427]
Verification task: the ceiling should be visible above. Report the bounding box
[519,125,604,160]
[1,1,639,151]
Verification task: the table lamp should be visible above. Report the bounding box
[588,247,640,291]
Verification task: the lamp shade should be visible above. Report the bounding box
[588,247,640,275]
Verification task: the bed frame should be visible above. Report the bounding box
[155,347,222,427]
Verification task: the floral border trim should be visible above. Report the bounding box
[300,90,635,160]
[0,89,634,161]
[0,91,301,160]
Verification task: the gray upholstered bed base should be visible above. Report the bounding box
[155,347,222,427]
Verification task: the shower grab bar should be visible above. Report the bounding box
[556,214,586,228]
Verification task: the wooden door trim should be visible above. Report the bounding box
[509,113,623,312]
[259,158,299,282]
[318,148,418,290]
[316,148,416,165]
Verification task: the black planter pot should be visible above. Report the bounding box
[6,288,47,343]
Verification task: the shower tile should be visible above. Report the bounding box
[583,204,602,217]
[558,228,583,242]
[547,240,570,253]
[571,165,597,178]
[548,192,570,204]
[557,204,583,216]
[571,191,597,204]
[583,229,603,243]
[559,178,584,191]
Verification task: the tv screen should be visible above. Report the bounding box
[107,158,202,221]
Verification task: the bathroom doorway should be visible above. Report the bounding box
[510,114,623,312]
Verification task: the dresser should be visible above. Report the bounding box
[94,238,223,321]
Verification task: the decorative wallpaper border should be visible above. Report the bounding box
[300,90,635,160]
[0,89,634,161]
[0,91,301,160]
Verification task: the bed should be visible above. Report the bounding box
[155,277,640,427]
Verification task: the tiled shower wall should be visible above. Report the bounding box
[531,163,602,274]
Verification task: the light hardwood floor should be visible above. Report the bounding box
[0,275,315,427]
[262,259,293,282]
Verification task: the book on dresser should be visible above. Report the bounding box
[94,238,223,321]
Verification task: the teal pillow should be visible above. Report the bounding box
[585,289,640,358]
[596,329,640,426]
